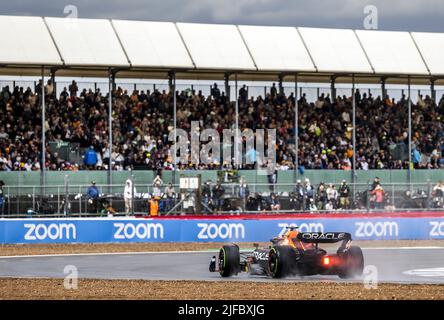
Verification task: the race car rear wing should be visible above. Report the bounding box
[296,232,352,244]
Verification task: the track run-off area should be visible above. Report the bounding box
[1,246,444,284]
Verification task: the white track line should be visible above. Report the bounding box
[362,246,444,250]
[0,250,218,259]
[0,246,443,259]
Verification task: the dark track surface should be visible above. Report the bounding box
[1,247,444,284]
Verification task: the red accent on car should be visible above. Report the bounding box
[323,256,331,266]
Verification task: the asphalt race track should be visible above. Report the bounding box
[1,247,444,284]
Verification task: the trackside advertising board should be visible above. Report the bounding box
[1,215,444,244]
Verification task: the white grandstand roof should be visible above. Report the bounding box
[298,27,373,74]
[111,20,194,69]
[0,15,439,84]
[0,15,62,66]
[238,25,315,72]
[355,30,429,75]
[411,32,444,76]
[45,17,129,67]
[176,22,256,71]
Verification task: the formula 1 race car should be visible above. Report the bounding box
[210,229,364,279]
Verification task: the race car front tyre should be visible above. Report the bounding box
[219,245,240,277]
[338,246,364,279]
[268,246,298,278]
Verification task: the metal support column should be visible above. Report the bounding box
[235,73,239,168]
[41,66,46,197]
[108,70,114,194]
[352,74,356,184]
[224,73,230,100]
[278,74,284,95]
[330,76,336,101]
[431,79,436,102]
[381,77,387,98]
[172,71,177,184]
[294,73,299,181]
[408,77,412,186]
[168,74,173,92]
[50,68,56,99]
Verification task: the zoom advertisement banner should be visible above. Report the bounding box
[0,216,444,244]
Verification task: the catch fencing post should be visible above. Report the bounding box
[366,180,370,212]
[32,186,35,213]
[427,180,431,210]
[57,186,60,215]
[64,174,69,216]
[131,173,135,216]
[79,185,82,216]
[391,183,395,210]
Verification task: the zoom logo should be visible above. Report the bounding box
[24,223,77,241]
[355,221,399,238]
[277,223,324,236]
[197,223,245,240]
[113,223,164,240]
[429,221,444,237]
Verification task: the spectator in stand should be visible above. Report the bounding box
[269,193,281,211]
[316,182,327,210]
[149,196,159,216]
[99,199,116,216]
[239,85,248,104]
[371,183,385,210]
[2,81,444,172]
[325,200,334,211]
[338,180,350,209]
[237,177,249,212]
[292,179,304,211]
[124,179,136,215]
[86,181,100,213]
[84,146,98,169]
[69,80,78,97]
[432,181,444,208]
[152,174,163,198]
[202,180,212,213]
[164,182,176,212]
[326,183,338,209]
[433,181,444,198]
[304,178,314,210]
[210,83,221,99]
[270,83,277,98]
[371,177,381,191]
[266,160,277,191]
[212,182,225,213]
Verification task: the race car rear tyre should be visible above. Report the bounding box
[219,245,240,277]
[338,246,364,279]
[268,246,298,278]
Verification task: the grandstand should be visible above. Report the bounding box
[2,15,444,216]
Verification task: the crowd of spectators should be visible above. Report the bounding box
[1,79,444,171]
